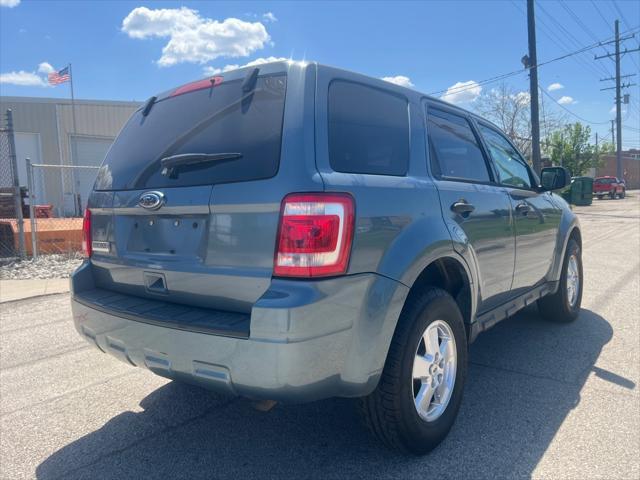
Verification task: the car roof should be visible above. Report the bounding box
[151,60,504,133]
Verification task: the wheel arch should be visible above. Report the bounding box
[400,255,476,341]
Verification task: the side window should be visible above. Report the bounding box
[478,125,532,189]
[427,108,491,182]
[328,81,409,176]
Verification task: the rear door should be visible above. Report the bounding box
[476,123,561,294]
[88,63,320,314]
[425,104,516,312]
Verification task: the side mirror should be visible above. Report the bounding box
[540,166,570,191]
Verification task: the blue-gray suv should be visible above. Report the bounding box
[71,61,582,454]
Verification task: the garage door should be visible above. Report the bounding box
[69,136,113,215]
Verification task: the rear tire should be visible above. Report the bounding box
[597,195,603,200]
[358,287,467,454]
[610,190,616,200]
[620,189,625,199]
[538,238,582,323]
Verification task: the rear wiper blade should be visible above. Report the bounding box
[160,152,242,178]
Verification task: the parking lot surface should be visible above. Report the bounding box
[1,195,639,479]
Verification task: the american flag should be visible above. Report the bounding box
[48,66,70,85]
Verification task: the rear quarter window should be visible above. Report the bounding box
[328,81,409,176]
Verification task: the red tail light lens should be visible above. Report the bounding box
[82,208,92,257]
[274,193,355,277]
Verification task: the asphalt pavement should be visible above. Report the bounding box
[1,194,638,479]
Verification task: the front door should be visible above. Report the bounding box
[476,123,561,294]
[426,105,516,312]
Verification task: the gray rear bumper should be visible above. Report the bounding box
[70,263,408,402]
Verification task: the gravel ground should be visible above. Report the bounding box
[0,254,83,280]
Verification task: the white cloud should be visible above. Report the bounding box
[203,56,289,76]
[557,96,575,105]
[381,75,414,88]
[0,0,21,8]
[122,6,270,67]
[513,91,530,106]
[548,82,564,91]
[37,62,55,74]
[263,12,277,22]
[441,80,482,104]
[0,70,48,87]
[609,105,627,116]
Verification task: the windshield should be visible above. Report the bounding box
[94,74,287,190]
[595,178,615,184]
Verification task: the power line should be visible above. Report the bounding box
[611,0,640,70]
[514,0,609,80]
[429,30,638,97]
[540,87,610,124]
[591,0,613,33]
[556,1,614,77]
[612,0,634,33]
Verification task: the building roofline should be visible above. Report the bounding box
[0,96,140,107]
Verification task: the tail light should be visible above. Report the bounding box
[274,193,355,277]
[82,208,92,257]
[170,76,223,97]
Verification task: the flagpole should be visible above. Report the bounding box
[68,63,77,135]
[68,63,79,214]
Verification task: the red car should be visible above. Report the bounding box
[593,176,626,199]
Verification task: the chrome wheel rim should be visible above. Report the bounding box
[412,320,457,422]
[566,254,580,308]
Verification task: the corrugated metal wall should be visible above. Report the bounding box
[0,97,139,214]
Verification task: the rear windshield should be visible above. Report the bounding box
[94,74,287,191]
[595,178,615,184]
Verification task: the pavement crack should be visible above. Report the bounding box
[43,396,239,480]
[0,344,91,371]
[469,361,638,398]
[0,370,139,418]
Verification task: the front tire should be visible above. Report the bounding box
[538,238,582,323]
[610,190,616,200]
[359,288,468,454]
[620,189,625,199]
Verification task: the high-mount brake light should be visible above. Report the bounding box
[82,208,92,257]
[170,76,224,98]
[274,193,355,278]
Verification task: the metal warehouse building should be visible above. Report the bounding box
[0,96,139,216]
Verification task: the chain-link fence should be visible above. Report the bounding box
[27,162,100,257]
[0,109,27,259]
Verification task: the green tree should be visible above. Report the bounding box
[545,123,609,176]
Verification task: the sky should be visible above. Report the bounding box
[1,0,639,147]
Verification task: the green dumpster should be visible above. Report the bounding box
[563,177,593,206]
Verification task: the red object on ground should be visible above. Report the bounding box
[34,205,54,218]
[593,176,625,199]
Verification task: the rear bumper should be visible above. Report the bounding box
[70,262,408,402]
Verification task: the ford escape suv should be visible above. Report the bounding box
[71,61,582,454]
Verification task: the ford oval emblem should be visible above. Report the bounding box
[138,191,165,210]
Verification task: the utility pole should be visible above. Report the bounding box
[526,0,542,174]
[596,20,639,180]
[611,120,615,144]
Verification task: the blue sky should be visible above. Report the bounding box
[1,0,638,146]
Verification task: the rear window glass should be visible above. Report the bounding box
[94,74,287,190]
[595,178,615,184]
[427,108,491,183]
[328,81,409,176]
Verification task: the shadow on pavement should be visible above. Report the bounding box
[37,308,629,479]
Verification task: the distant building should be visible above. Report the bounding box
[596,149,640,189]
[0,96,139,216]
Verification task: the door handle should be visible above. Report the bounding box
[515,202,530,215]
[451,200,475,215]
